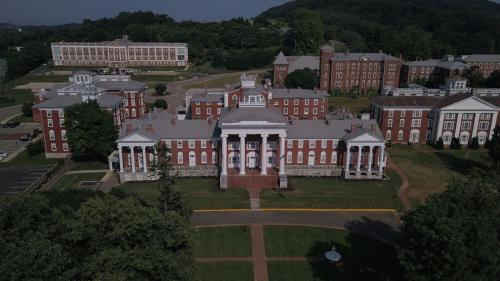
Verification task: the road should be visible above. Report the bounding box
[146,70,268,114]
[192,210,401,243]
[0,105,22,124]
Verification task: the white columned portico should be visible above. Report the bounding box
[356,145,362,172]
[379,146,385,172]
[454,113,463,138]
[239,134,246,175]
[221,134,228,175]
[368,146,373,172]
[472,113,480,137]
[142,146,147,173]
[118,145,124,172]
[346,144,351,172]
[261,133,268,175]
[130,146,136,173]
[279,133,286,175]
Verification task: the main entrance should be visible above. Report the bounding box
[247,152,259,169]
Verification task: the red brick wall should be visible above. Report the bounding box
[378,108,431,144]
[272,97,327,120]
[190,102,223,119]
[273,64,289,88]
[40,109,69,154]
[319,50,333,91]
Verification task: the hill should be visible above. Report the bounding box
[258,0,500,59]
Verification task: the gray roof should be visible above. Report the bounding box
[94,80,145,91]
[371,96,441,108]
[219,107,287,126]
[272,88,329,99]
[461,54,500,63]
[405,59,466,70]
[96,94,123,108]
[34,94,122,109]
[320,44,334,51]
[288,56,320,72]
[187,88,226,103]
[119,111,219,141]
[274,51,288,64]
[286,119,382,140]
[73,70,95,75]
[332,52,401,61]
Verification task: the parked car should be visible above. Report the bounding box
[19,133,32,142]
[2,121,20,128]
[0,151,7,161]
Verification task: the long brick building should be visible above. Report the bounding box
[33,71,146,158]
[51,36,188,68]
[114,75,387,188]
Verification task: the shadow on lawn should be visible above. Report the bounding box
[434,151,488,174]
[306,219,403,281]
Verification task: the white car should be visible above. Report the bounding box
[0,151,7,161]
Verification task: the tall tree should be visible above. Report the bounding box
[399,174,500,281]
[65,100,118,161]
[290,8,324,54]
[488,125,500,170]
[284,68,319,89]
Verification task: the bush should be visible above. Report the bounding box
[22,101,34,117]
[153,99,168,109]
[450,137,461,150]
[469,137,480,150]
[27,139,44,156]
[284,68,319,89]
[154,83,166,96]
[435,137,444,150]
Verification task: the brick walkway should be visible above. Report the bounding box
[251,224,268,281]
[386,159,412,211]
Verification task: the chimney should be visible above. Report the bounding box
[146,124,154,133]
[126,124,133,133]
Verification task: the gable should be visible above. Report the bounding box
[347,132,384,143]
[441,96,498,111]
[117,132,156,143]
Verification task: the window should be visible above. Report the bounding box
[386,130,392,140]
[287,151,292,163]
[165,140,172,148]
[201,140,207,148]
[60,118,65,128]
[442,133,453,144]
[313,108,318,115]
[399,119,405,127]
[177,152,184,164]
[387,119,393,128]
[177,140,183,148]
[314,99,318,105]
[131,109,136,117]
[287,140,293,148]
[189,140,195,148]
[124,99,128,106]
[207,108,211,115]
[388,110,394,117]
[294,99,299,105]
[201,152,207,164]
[321,140,327,148]
[445,113,456,120]
[232,95,238,104]
[321,106,325,112]
[131,99,136,106]
[48,119,53,127]
[398,130,404,141]
[212,151,217,163]
[331,151,337,164]
[47,111,52,117]
[462,113,473,120]
[196,108,201,115]
[332,139,339,148]
[298,140,304,149]
[51,143,57,151]
[284,108,288,114]
[443,121,454,130]
[63,143,69,152]
[284,99,289,105]
[412,110,422,117]
[309,140,316,148]
[247,142,258,150]
[460,121,472,130]
[480,113,491,120]
[49,130,55,140]
[320,151,327,163]
[305,99,309,105]
[59,109,64,117]
[411,119,422,127]
[61,130,67,140]
[479,121,489,130]
[297,151,303,163]
[304,108,309,115]
[294,108,298,114]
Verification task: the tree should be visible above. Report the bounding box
[22,101,34,117]
[485,70,500,88]
[154,99,168,109]
[435,137,444,150]
[488,125,500,169]
[399,174,500,281]
[463,66,486,88]
[154,84,167,96]
[290,8,324,54]
[469,137,479,150]
[27,139,45,156]
[65,100,118,161]
[155,144,191,218]
[284,68,319,89]
[450,137,461,150]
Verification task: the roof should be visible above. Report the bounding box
[434,92,473,108]
[96,94,123,108]
[74,70,95,75]
[32,95,83,109]
[219,107,287,125]
[288,56,320,72]
[274,51,288,65]
[272,88,329,99]
[286,119,382,140]
[332,52,401,61]
[320,44,334,51]
[371,96,441,108]
[461,54,500,63]
[187,88,226,103]
[94,80,145,91]
[405,59,466,70]
[479,96,500,107]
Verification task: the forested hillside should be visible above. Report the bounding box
[258,0,500,58]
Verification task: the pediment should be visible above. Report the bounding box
[442,96,498,111]
[117,132,156,143]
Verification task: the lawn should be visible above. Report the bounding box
[328,96,372,113]
[195,226,252,257]
[265,226,401,281]
[195,262,253,281]
[185,75,243,89]
[6,114,35,123]
[51,173,106,191]
[0,150,60,168]
[115,178,250,209]
[389,144,490,204]
[132,74,192,82]
[260,169,401,209]
[69,160,109,171]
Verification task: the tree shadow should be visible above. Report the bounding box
[306,219,403,281]
[434,151,488,174]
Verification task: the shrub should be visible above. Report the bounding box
[154,83,166,96]
[22,101,34,117]
[469,137,480,150]
[27,139,44,156]
[435,137,444,150]
[153,99,168,109]
[450,137,461,150]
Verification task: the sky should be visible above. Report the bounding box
[0,0,290,26]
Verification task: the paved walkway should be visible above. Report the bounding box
[65,169,109,174]
[386,159,412,211]
[251,224,268,281]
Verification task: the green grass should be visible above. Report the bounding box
[0,150,60,168]
[265,226,401,281]
[69,160,109,171]
[51,173,105,191]
[6,114,35,123]
[328,96,372,113]
[115,178,250,209]
[260,170,401,209]
[389,144,490,204]
[132,74,193,82]
[195,226,252,257]
[185,75,243,89]
[195,262,253,281]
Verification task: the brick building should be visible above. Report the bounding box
[460,54,500,77]
[51,36,188,68]
[401,56,467,87]
[273,51,319,88]
[33,71,146,158]
[371,93,499,146]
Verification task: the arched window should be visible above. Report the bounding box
[386,130,392,141]
[442,132,453,144]
[320,151,326,164]
[308,151,315,166]
[287,151,293,163]
[212,151,217,164]
[477,132,487,145]
[459,132,470,145]
[61,130,67,140]
[49,130,55,140]
[201,152,207,164]
[331,151,337,164]
[177,152,184,164]
[297,151,303,164]
[398,130,404,141]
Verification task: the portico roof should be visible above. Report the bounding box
[219,107,288,129]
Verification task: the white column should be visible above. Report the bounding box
[436,112,444,141]
[279,134,286,175]
[221,134,228,175]
[239,134,246,175]
[472,113,480,138]
[379,146,385,172]
[345,144,351,172]
[454,113,463,138]
[490,112,498,139]
[356,145,362,172]
[130,146,136,173]
[368,146,373,172]
[142,146,147,173]
[261,133,268,175]
[118,145,124,172]
[153,146,158,169]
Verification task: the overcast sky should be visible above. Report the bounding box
[0,0,290,26]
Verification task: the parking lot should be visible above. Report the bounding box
[0,123,40,161]
[0,165,55,193]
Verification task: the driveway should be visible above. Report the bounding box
[0,165,55,193]
[0,105,22,123]
[0,123,40,158]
